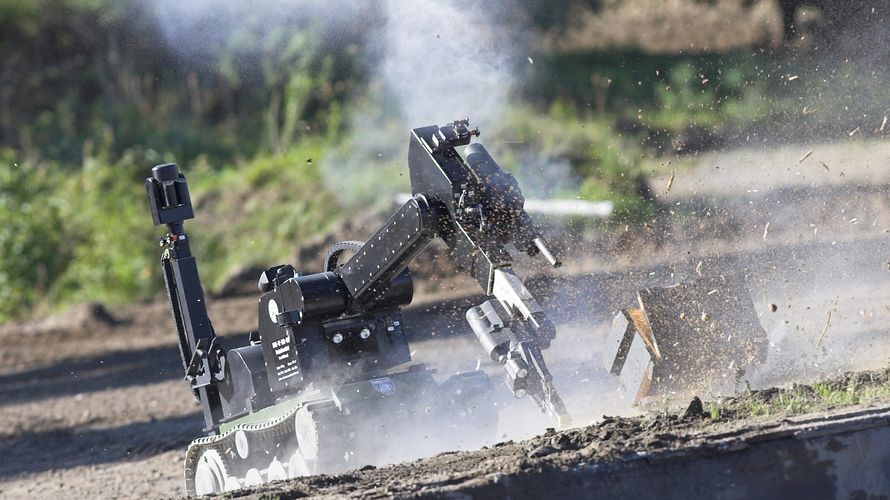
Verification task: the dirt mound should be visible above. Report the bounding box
[223,368,890,499]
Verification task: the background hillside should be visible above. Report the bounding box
[1,0,888,321]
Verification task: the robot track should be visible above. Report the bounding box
[184,399,352,496]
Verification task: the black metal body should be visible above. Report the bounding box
[257,271,412,393]
[146,120,569,436]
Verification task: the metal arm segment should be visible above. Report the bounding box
[326,120,561,323]
[407,122,561,292]
[466,298,569,425]
[404,120,570,425]
[147,163,226,433]
[337,194,439,312]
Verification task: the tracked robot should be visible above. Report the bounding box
[146,120,569,495]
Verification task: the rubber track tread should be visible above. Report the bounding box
[184,399,349,496]
[184,402,307,496]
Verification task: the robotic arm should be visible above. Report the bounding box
[338,120,570,425]
[412,120,569,425]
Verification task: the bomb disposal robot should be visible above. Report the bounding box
[146,120,569,495]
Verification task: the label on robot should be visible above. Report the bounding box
[278,359,300,381]
[369,377,396,396]
[270,331,300,379]
[274,338,294,365]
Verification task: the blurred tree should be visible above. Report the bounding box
[0,0,374,166]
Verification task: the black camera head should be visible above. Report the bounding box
[146,163,195,226]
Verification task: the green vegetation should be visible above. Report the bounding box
[0,150,72,318]
[704,370,890,421]
[0,0,366,166]
[523,51,777,133]
[0,146,340,319]
[705,402,722,420]
[0,0,824,322]
[0,0,366,320]
[187,145,341,292]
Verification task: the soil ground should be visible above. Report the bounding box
[226,368,890,499]
[1,140,888,499]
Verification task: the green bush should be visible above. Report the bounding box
[0,0,370,167]
[522,50,775,134]
[48,152,161,310]
[0,151,72,320]
[0,141,342,321]
[645,60,771,132]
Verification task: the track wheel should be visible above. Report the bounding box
[294,402,351,475]
[295,407,321,462]
[267,459,288,482]
[223,476,241,492]
[193,449,232,495]
[244,468,263,487]
[287,449,313,478]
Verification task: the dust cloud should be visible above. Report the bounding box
[319,0,527,207]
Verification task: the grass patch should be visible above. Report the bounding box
[0,141,342,321]
[709,369,890,422]
[522,50,776,133]
[705,402,722,421]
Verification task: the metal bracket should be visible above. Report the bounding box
[186,336,226,388]
[430,118,480,152]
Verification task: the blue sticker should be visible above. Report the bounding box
[370,377,396,396]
